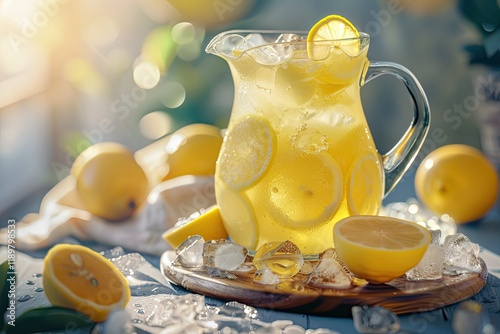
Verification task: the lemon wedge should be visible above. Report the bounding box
[334,215,431,284]
[163,205,228,248]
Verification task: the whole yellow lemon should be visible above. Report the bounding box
[72,142,149,221]
[162,123,223,181]
[415,144,498,224]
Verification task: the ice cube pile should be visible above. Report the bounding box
[127,293,342,334]
[171,199,482,286]
[213,32,305,65]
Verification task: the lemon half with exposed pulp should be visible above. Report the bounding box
[334,215,431,284]
[43,244,130,322]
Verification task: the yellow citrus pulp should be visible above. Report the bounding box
[43,244,130,322]
[334,215,431,284]
[72,142,149,221]
[162,123,223,181]
[163,205,228,248]
[415,144,499,224]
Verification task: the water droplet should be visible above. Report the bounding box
[35,287,44,292]
[24,280,35,285]
[70,253,83,267]
[132,319,143,324]
[135,309,145,314]
[32,273,42,278]
[133,303,142,307]
[17,295,33,302]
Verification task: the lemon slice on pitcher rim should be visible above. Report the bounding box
[218,116,276,190]
[334,215,431,284]
[307,14,360,60]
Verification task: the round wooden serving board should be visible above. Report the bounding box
[160,250,487,317]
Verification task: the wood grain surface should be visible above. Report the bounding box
[160,251,488,317]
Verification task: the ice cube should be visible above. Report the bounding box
[203,239,248,271]
[351,306,400,334]
[307,249,352,289]
[218,301,258,319]
[110,253,147,276]
[406,244,445,281]
[299,261,315,275]
[381,199,457,243]
[245,33,292,65]
[254,267,280,285]
[213,33,255,59]
[176,235,205,268]
[205,266,237,279]
[429,229,442,245]
[253,240,304,278]
[443,233,482,275]
[100,247,126,259]
[145,294,205,327]
[275,33,303,43]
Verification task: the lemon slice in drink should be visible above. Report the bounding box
[347,154,384,215]
[218,116,276,190]
[267,151,343,228]
[334,215,431,284]
[307,15,363,86]
[217,186,258,249]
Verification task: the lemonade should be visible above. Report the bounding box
[210,35,383,255]
[207,16,430,255]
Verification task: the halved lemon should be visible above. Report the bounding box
[217,116,276,190]
[266,151,343,228]
[334,215,431,284]
[43,244,130,322]
[162,205,228,248]
[347,154,384,215]
[216,186,258,250]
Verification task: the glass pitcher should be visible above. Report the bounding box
[206,31,430,255]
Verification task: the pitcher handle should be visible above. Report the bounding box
[364,61,431,197]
